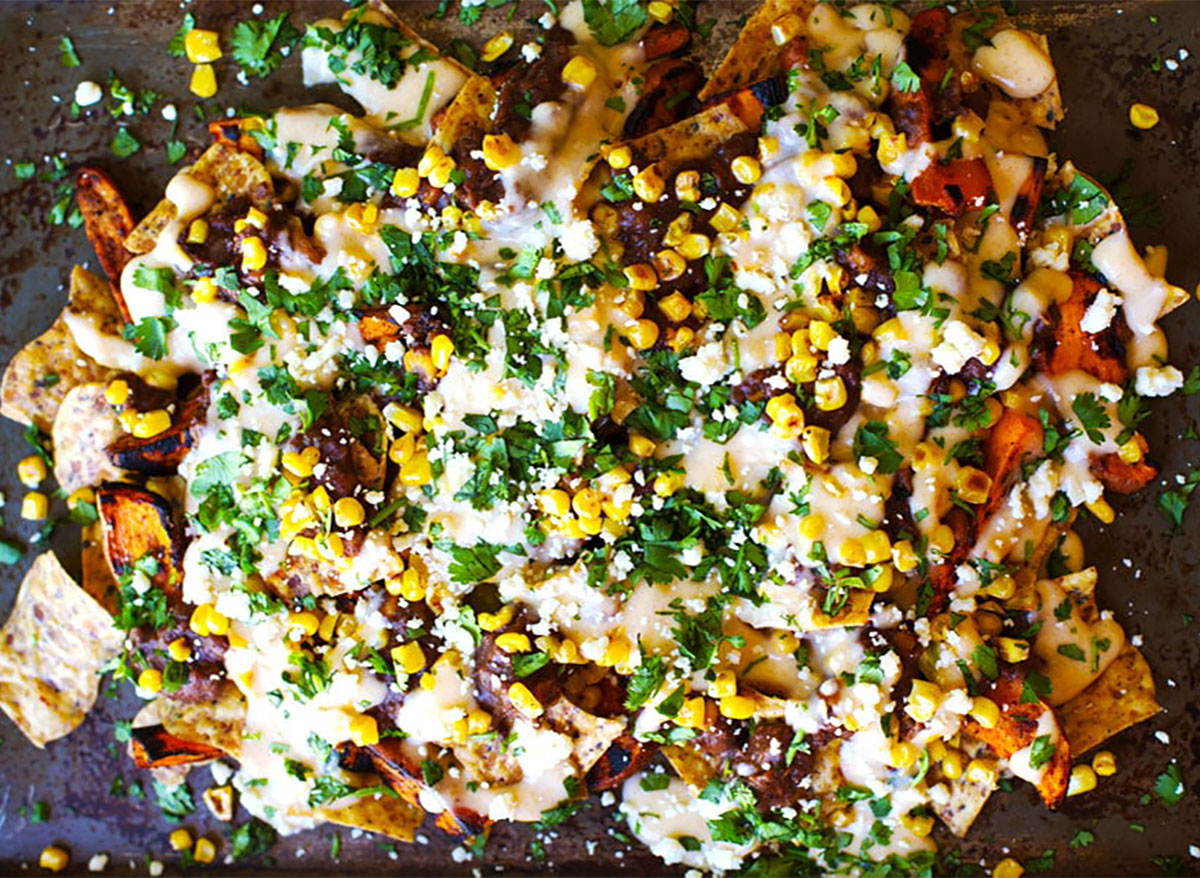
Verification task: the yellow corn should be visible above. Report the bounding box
[169,828,193,851]
[167,637,192,662]
[333,497,365,528]
[674,169,701,202]
[942,749,964,780]
[669,326,694,352]
[709,202,741,233]
[814,375,847,411]
[507,681,543,718]
[345,202,379,234]
[193,838,217,864]
[901,812,934,838]
[538,488,571,517]
[1067,764,1097,797]
[66,487,95,511]
[190,63,218,98]
[561,55,597,88]
[17,455,46,488]
[627,318,660,351]
[677,696,707,729]
[647,0,674,23]
[870,564,895,593]
[20,491,48,521]
[481,31,514,62]
[496,632,531,653]
[481,133,521,171]
[633,165,665,202]
[905,679,943,723]
[877,130,908,166]
[1117,436,1145,463]
[984,574,1016,600]
[392,641,427,675]
[798,513,825,540]
[186,218,210,244]
[104,378,131,406]
[677,232,711,261]
[707,670,737,699]
[730,155,762,185]
[137,668,164,694]
[992,858,1025,878]
[571,487,601,520]
[1129,102,1159,130]
[605,145,632,170]
[653,471,684,497]
[996,637,1030,663]
[386,167,420,201]
[862,530,892,564]
[629,434,656,458]
[39,847,69,873]
[478,605,514,632]
[955,467,993,504]
[132,409,172,439]
[431,334,455,373]
[657,291,692,323]
[766,393,805,434]
[399,453,432,486]
[241,236,267,272]
[929,523,956,555]
[623,263,659,291]
[719,695,755,720]
[888,741,919,770]
[797,425,829,465]
[808,321,835,350]
[1092,750,1116,776]
[1086,497,1115,524]
[427,156,457,189]
[969,696,1000,729]
[965,757,998,785]
[184,28,222,63]
[288,612,320,638]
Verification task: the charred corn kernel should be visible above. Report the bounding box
[561,55,597,88]
[318,613,338,641]
[969,696,1000,729]
[708,670,737,699]
[877,129,908,166]
[677,232,711,260]
[677,697,707,729]
[282,448,317,478]
[418,145,446,177]
[605,145,632,170]
[730,155,762,185]
[719,695,755,720]
[624,263,659,291]
[929,523,956,555]
[911,441,942,471]
[333,497,365,528]
[906,679,943,723]
[984,574,1016,600]
[966,757,998,785]
[39,847,69,873]
[190,62,218,98]
[184,28,221,63]
[508,681,543,718]
[888,741,919,771]
[398,568,425,602]
[167,637,192,662]
[186,218,210,244]
[288,612,320,638]
[627,318,660,351]
[348,713,379,747]
[104,378,130,406]
[466,709,492,735]
[427,156,456,189]
[955,467,993,504]
[478,605,514,632]
[400,452,432,486]
[997,637,1030,663]
[137,668,164,693]
[20,491,48,521]
[647,0,673,23]
[657,290,692,323]
[539,489,571,517]
[1129,102,1159,130]
[808,321,834,350]
[766,392,804,428]
[653,471,684,497]
[241,236,267,272]
[814,375,847,411]
[992,858,1024,878]
[1092,750,1117,776]
[193,838,217,864]
[771,12,802,44]
[481,133,521,171]
[663,212,692,247]
[392,641,426,675]
[496,632,531,653]
[169,828,193,851]
[901,812,935,838]
[17,455,46,488]
[839,537,867,567]
[202,785,234,822]
[862,530,892,564]
[1086,497,1115,524]
[629,434,656,459]
[801,427,831,465]
[431,334,455,372]
[673,169,701,202]
[1067,764,1097,797]
[668,326,694,352]
[617,287,645,319]
[710,200,739,231]
[572,487,601,519]
[633,165,665,202]
[390,166,420,199]
[799,514,825,540]
[1117,436,1145,463]
[481,30,514,62]
[786,353,819,384]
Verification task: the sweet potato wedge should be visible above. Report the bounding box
[96,483,183,597]
[1090,452,1157,495]
[107,386,207,476]
[358,309,403,350]
[961,668,1070,808]
[130,724,225,769]
[1035,272,1128,384]
[642,20,691,60]
[979,408,1045,523]
[208,118,265,159]
[1011,157,1048,238]
[911,158,993,216]
[888,83,934,145]
[906,7,951,81]
[623,59,704,139]
[75,167,135,323]
[586,733,657,792]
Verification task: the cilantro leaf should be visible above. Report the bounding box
[1155,762,1186,806]
[624,653,666,710]
[229,818,277,861]
[122,315,176,360]
[110,127,141,158]
[167,12,196,58]
[890,60,920,93]
[1158,468,1200,535]
[852,420,903,474]
[582,0,647,46]
[1071,392,1111,444]
[231,13,300,77]
[59,35,81,68]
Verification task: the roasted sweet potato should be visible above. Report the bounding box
[962,668,1070,808]
[905,7,951,80]
[642,20,690,60]
[704,76,788,131]
[107,386,207,475]
[75,167,135,322]
[1011,157,1048,238]
[911,158,993,216]
[358,309,403,350]
[1034,272,1128,384]
[1090,452,1157,494]
[587,733,658,792]
[888,83,934,144]
[979,408,1045,523]
[96,483,183,596]
[208,118,265,159]
[623,59,704,139]
[130,724,224,768]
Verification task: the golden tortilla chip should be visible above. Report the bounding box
[53,382,129,494]
[125,140,274,255]
[1059,643,1160,755]
[930,739,994,837]
[623,101,751,173]
[662,742,717,793]
[698,0,815,101]
[160,684,248,760]
[320,792,425,843]
[66,263,126,338]
[431,74,497,154]
[81,522,120,616]
[0,552,122,747]
[544,697,626,775]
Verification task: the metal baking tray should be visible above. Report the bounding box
[0,1,1197,874]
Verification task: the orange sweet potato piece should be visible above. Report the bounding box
[888,83,934,145]
[587,733,658,792]
[962,669,1070,808]
[208,118,265,159]
[130,725,224,768]
[107,386,208,476]
[623,59,704,138]
[358,309,403,350]
[75,167,135,322]
[911,158,993,216]
[979,408,1045,523]
[642,20,690,60]
[96,484,183,598]
[1039,272,1128,384]
[1011,157,1048,238]
[1090,453,1157,494]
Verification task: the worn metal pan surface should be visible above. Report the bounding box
[0,0,1197,874]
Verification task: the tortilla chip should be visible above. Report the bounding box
[81,522,120,616]
[125,140,274,255]
[320,792,425,843]
[1014,33,1064,130]
[623,101,751,173]
[931,739,994,837]
[806,590,874,629]
[159,684,248,760]
[431,74,497,154]
[662,742,717,793]
[544,698,626,775]
[66,263,126,339]
[52,382,129,494]
[698,0,815,101]
[1059,643,1160,755]
[0,552,122,747]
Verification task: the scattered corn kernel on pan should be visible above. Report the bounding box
[1,0,1199,875]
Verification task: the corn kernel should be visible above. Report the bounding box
[400,453,432,486]
[318,613,339,641]
[496,632,531,653]
[799,514,825,540]
[676,232,711,261]
[183,218,210,245]
[1117,436,1145,463]
[942,748,964,780]
[383,167,420,202]
[837,537,865,567]
[17,455,46,488]
[1092,750,1117,777]
[771,12,802,44]
[709,202,741,233]
[766,393,805,434]
[185,28,222,63]
[478,605,514,632]
[398,567,426,602]
[20,491,48,521]
[984,574,1016,600]
[633,165,665,202]
[623,263,659,291]
[786,353,819,385]
[288,611,320,638]
[901,812,934,838]
[138,668,164,693]
[167,637,192,663]
[605,145,632,170]
[1129,102,1159,130]
[730,155,762,185]
[966,757,999,785]
[392,641,427,675]
[104,378,131,406]
[629,434,656,459]
[677,696,707,729]
[282,448,317,478]
[190,63,218,98]
[427,156,457,189]
[562,55,597,88]
[132,409,172,439]
[482,30,514,62]
[719,694,755,720]
[888,740,919,770]
[653,471,684,497]
[627,318,661,351]
[862,530,891,565]
[968,696,1000,729]
[955,467,993,505]
[905,679,943,723]
[807,321,834,351]
[1086,497,1115,524]
[657,291,693,323]
[239,236,267,274]
[169,828,193,851]
[507,681,543,718]
[992,858,1025,878]
[929,523,956,555]
[668,325,694,352]
[996,637,1030,663]
[814,375,847,411]
[333,497,365,528]
[647,0,673,23]
[869,563,895,593]
[66,487,95,511]
[431,334,455,373]
[193,838,217,864]
[39,846,69,873]
[571,487,601,520]
[707,670,737,699]
[481,133,521,171]
[1067,763,1097,797]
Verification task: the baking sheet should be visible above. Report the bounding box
[0,0,1197,874]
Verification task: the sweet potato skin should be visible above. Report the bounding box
[1091,452,1157,494]
[96,483,183,598]
[1034,272,1129,384]
[623,59,704,139]
[979,408,1045,523]
[641,20,690,60]
[130,724,224,768]
[208,118,265,159]
[911,158,993,216]
[75,167,135,322]
[586,733,658,792]
[107,387,207,475]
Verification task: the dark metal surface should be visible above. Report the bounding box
[0,1,1198,874]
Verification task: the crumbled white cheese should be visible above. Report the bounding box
[74,80,103,107]
[1135,364,1184,397]
[930,319,987,374]
[1079,287,1122,333]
